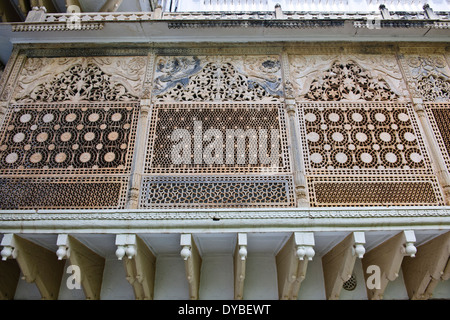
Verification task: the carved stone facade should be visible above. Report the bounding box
[13,56,147,103]
[399,54,450,102]
[153,56,283,102]
[0,45,449,210]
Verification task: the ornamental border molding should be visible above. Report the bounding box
[0,207,449,221]
[14,42,448,58]
[167,20,345,29]
[12,23,104,32]
[23,47,150,58]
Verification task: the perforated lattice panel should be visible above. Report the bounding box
[0,176,129,210]
[298,102,443,207]
[145,103,290,174]
[299,102,431,174]
[139,175,295,208]
[0,102,139,210]
[0,103,139,175]
[426,103,450,171]
[308,176,443,207]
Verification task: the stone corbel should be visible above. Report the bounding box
[1,234,65,300]
[379,5,391,19]
[234,233,247,300]
[274,4,284,19]
[0,234,20,300]
[56,234,105,300]
[276,232,315,300]
[154,5,163,19]
[423,4,438,20]
[402,231,450,300]
[180,234,202,300]
[115,234,156,300]
[322,232,366,300]
[362,230,417,300]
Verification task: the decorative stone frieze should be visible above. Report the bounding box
[399,54,450,102]
[289,54,409,102]
[153,55,283,102]
[13,56,147,103]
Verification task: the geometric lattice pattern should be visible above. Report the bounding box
[145,103,290,174]
[0,176,129,210]
[426,103,450,171]
[299,102,443,207]
[307,176,444,207]
[0,101,139,210]
[299,102,431,175]
[141,102,295,208]
[0,103,139,175]
[139,175,295,208]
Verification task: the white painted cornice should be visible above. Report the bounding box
[0,206,449,234]
[1,10,449,46]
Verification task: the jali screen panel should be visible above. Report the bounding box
[0,102,139,209]
[426,103,450,172]
[140,103,295,208]
[298,102,444,207]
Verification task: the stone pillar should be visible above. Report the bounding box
[126,100,151,209]
[285,98,309,207]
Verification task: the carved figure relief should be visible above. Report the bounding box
[289,55,409,102]
[402,55,450,102]
[153,56,283,102]
[13,56,147,103]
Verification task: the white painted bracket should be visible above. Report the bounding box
[1,234,17,261]
[401,230,417,258]
[402,231,450,300]
[56,234,70,260]
[294,232,315,261]
[115,234,137,260]
[352,232,366,259]
[2,234,65,299]
[56,234,105,300]
[322,232,366,300]
[116,234,156,300]
[234,233,247,300]
[277,232,316,300]
[180,234,202,300]
[363,230,417,300]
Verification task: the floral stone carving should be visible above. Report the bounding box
[404,55,450,102]
[13,56,147,103]
[153,56,283,102]
[290,55,408,102]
